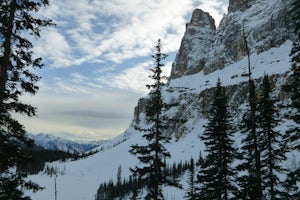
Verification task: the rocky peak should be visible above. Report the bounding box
[170,9,216,79]
[170,0,293,79]
[189,9,216,30]
[228,0,255,13]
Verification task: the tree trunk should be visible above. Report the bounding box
[0,0,16,107]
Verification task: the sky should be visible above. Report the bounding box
[18,0,228,141]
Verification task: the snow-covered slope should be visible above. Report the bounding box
[27,133,105,153]
[27,40,297,200]
[28,124,204,200]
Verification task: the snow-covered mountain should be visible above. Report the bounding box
[28,0,299,199]
[27,133,105,154]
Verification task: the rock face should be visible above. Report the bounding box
[131,0,294,139]
[170,0,294,78]
[228,0,255,12]
[170,9,216,79]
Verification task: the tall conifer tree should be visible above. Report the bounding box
[284,0,300,151]
[237,31,262,200]
[0,0,53,198]
[282,0,300,197]
[258,75,286,199]
[197,79,237,200]
[185,158,196,200]
[129,39,170,200]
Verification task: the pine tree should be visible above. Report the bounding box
[185,158,196,200]
[283,163,300,199]
[0,0,53,198]
[129,39,171,200]
[236,31,263,200]
[197,79,237,200]
[284,0,300,152]
[281,0,300,197]
[257,75,287,199]
[116,164,123,199]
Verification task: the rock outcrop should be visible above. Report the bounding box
[170,9,216,79]
[170,0,293,78]
[228,0,255,12]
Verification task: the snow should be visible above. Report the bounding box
[27,133,105,153]
[168,40,292,93]
[28,123,203,200]
[26,39,298,200]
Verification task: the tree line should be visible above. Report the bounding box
[17,145,99,175]
[95,161,190,200]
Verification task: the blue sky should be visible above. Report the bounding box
[18,0,228,141]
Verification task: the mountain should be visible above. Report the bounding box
[27,133,105,154]
[28,0,299,199]
[134,0,294,140]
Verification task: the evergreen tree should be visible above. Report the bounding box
[129,39,171,200]
[0,0,53,198]
[130,176,140,200]
[116,164,123,199]
[283,164,300,199]
[185,158,196,200]
[284,0,300,152]
[237,31,263,200]
[282,0,300,197]
[197,79,237,200]
[257,75,286,199]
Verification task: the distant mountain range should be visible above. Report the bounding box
[27,133,105,154]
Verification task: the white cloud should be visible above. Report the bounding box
[95,59,172,94]
[34,28,73,67]
[197,0,228,26]
[36,0,228,68]
[70,72,88,84]
[96,61,152,93]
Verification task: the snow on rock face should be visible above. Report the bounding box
[171,0,293,78]
[135,40,293,139]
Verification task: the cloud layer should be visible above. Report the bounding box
[36,0,228,68]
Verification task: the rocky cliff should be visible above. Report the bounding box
[132,0,295,139]
[170,9,216,78]
[171,0,293,78]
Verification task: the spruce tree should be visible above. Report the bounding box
[116,164,123,199]
[258,75,286,199]
[282,0,300,197]
[129,39,170,200]
[185,158,196,200]
[0,0,53,198]
[237,31,263,200]
[284,0,300,152]
[197,79,237,200]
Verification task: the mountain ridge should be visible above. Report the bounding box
[27,133,105,153]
